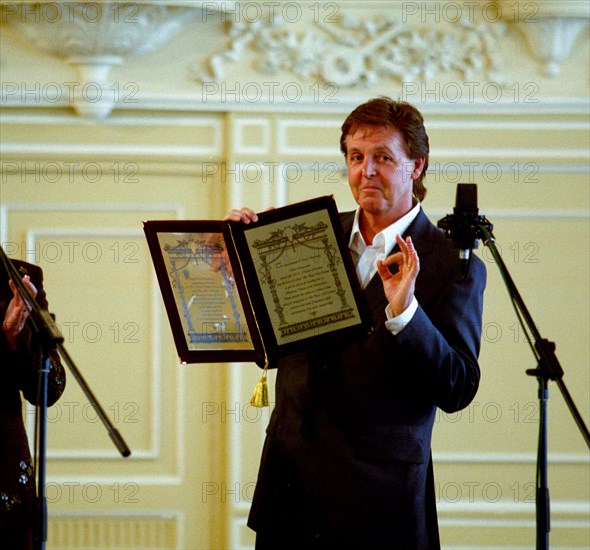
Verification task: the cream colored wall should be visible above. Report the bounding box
[1,1,588,549]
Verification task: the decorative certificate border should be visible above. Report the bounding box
[230,195,371,359]
[143,220,263,364]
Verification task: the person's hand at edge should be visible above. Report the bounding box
[3,275,37,350]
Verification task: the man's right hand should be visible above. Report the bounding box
[223,208,259,224]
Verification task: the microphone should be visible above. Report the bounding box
[437,183,491,277]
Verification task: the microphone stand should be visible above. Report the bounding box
[0,247,131,550]
[460,218,590,550]
[34,340,50,548]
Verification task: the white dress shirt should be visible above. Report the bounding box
[348,203,421,335]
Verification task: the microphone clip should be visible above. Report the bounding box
[437,210,494,250]
[437,183,494,278]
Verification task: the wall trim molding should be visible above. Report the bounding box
[1,95,589,116]
[434,451,590,465]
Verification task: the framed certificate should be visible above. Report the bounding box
[144,196,371,364]
[143,220,264,364]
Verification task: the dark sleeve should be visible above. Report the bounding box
[5,264,66,407]
[392,256,487,413]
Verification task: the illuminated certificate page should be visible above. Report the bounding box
[243,210,362,346]
[157,232,254,352]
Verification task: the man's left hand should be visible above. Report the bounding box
[376,234,419,316]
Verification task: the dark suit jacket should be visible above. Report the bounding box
[0,260,65,534]
[248,208,487,549]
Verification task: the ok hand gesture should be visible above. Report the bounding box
[376,234,419,317]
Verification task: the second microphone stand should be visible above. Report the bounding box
[0,248,132,550]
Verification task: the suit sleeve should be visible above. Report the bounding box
[391,256,486,413]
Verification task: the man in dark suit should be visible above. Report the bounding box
[0,259,66,549]
[227,98,486,549]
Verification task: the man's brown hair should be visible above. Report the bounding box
[340,98,430,202]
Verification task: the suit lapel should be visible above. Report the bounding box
[404,209,436,258]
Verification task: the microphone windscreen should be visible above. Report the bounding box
[455,183,478,214]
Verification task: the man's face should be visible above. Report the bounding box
[345,125,424,222]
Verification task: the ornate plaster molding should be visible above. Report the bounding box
[194,15,509,88]
[1,1,588,117]
[0,1,212,118]
[500,0,590,77]
[194,2,589,89]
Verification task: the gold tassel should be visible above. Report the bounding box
[250,364,269,407]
